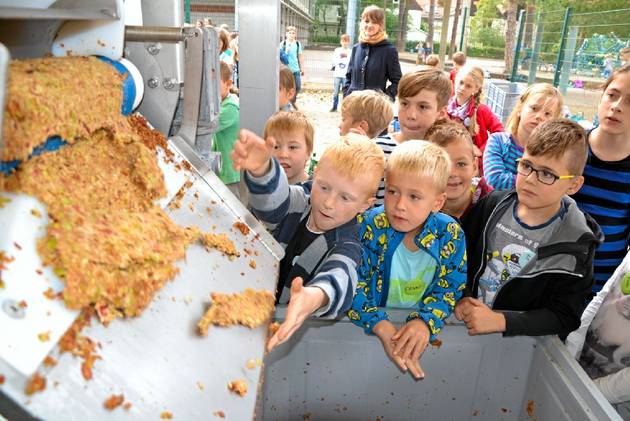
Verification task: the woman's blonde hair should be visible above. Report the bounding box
[455,65,484,136]
[505,83,563,137]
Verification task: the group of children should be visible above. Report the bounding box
[209,21,630,413]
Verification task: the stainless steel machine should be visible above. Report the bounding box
[0,1,283,419]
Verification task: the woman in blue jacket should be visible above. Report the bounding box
[344,5,402,101]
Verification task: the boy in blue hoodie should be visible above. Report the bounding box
[349,140,467,380]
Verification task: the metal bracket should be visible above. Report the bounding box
[178,26,203,149]
[175,26,221,173]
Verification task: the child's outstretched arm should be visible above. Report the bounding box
[267,277,329,352]
[483,134,517,190]
[231,128,275,176]
[267,235,362,351]
[236,130,310,230]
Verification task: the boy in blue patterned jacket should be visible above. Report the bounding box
[349,140,467,380]
[232,130,385,352]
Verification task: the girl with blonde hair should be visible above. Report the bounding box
[483,83,563,190]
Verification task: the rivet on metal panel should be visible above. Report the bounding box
[2,299,26,319]
[147,78,159,89]
[147,43,162,55]
[163,78,179,91]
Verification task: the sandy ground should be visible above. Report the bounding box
[293,88,341,159]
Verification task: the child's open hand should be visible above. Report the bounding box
[458,297,506,335]
[266,277,329,353]
[231,129,275,176]
[373,320,408,374]
[392,319,429,379]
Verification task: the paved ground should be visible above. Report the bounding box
[297,48,602,155]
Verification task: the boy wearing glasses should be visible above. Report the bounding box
[455,119,603,338]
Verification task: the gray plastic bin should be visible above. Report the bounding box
[485,80,526,125]
[260,309,621,420]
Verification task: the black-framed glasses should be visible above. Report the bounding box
[516,158,576,185]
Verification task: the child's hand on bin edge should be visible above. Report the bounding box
[454,296,475,321]
[373,320,408,374]
[266,277,329,353]
[458,297,506,335]
[392,319,429,379]
[231,129,275,176]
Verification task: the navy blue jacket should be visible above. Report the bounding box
[343,39,402,101]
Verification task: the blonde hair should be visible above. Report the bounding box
[279,65,296,92]
[340,34,350,42]
[361,5,385,26]
[398,69,452,108]
[426,120,474,158]
[426,54,440,67]
[452,51,466,66]
[456,65,485,135]
[286,25,297,32]
[341,90,394,138]
[264,111,314,154]
[506,83,563,137]
[387,140,451,193]
[526,118,588,175]
[318,133,386,196]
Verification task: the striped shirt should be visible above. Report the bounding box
[573,145,630,292]
[483,132,524,191]
[245,158,362,317]
[375,134,399,206]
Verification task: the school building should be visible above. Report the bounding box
[190,0,314,45]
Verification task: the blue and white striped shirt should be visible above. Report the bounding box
[245,158,362,317]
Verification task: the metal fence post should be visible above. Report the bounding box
[438,0,452,70]
[184,0,190,24]
[459,6,468,52]
[510,9,526,82]
[559,26,578,95]
[528,12,542,84]
[346,0,358,45]
[553,7,572,87]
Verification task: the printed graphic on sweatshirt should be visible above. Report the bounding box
[478,205,556,306]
